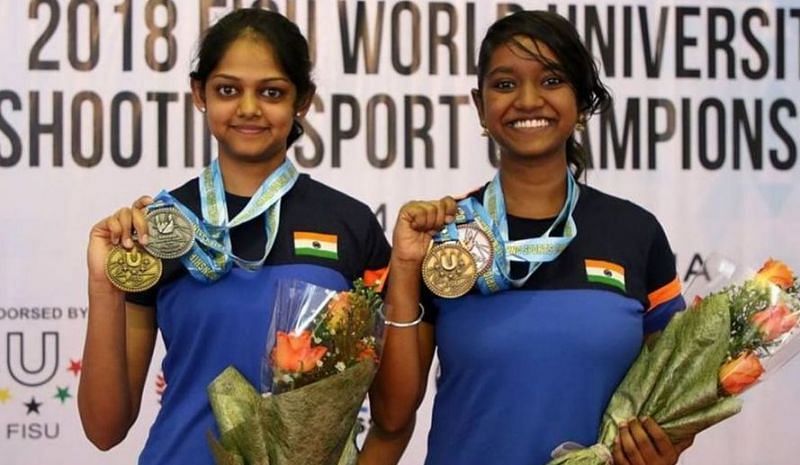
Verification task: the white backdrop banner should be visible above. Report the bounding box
[1,1,798,464]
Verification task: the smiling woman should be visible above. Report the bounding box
[361,10,691,465]
[77,8,390,465]
[194,38,300,166]
[188,12,314,196]
[476,36,580,169]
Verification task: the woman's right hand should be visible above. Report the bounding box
[87,196,154,286]
[391,197,457,266]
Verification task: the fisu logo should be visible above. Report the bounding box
[4,332,60,387]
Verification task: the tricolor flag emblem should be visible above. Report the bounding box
[585,259,626,292]
[293,232,338,260]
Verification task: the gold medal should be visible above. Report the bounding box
[457,223,494,275]
[105,245,163,292]
[422,242,478,298]
[143,206,195,259]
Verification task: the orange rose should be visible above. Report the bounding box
[751,303,799,341]
[755,259,795,291]
[719,352,765,395]
[271,331,327,373]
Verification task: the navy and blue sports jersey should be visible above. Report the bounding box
[126,174,390,465]
[422,184,684,465]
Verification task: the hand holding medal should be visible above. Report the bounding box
[93,196,196,293]
[97,157,297,294]
[87,196,155,292]
[391,197,459,266]
[417,170,579,298]
[391,197,486,299]
[421,206,500,299]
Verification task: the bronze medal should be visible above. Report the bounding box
[422,242,478,298]
[105,245,163,292]
[457,223,494,275]
[143,206,195,259]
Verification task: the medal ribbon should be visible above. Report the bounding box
[153,158,299,282]
[454,170,579,294]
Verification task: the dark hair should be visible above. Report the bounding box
[190,8,314,147]
[476,10,611,177]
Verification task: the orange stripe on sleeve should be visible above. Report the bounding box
[363,266,389,292]
[647,276,682,312]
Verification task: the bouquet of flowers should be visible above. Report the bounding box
[548,258,800,465]
[206,278,386,465]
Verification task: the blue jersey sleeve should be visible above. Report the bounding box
[643,219,685,334]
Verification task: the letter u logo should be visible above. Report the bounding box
[440,252,458,271]
[126,250,142,267]
[6,332,59,387]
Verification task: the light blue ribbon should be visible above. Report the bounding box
[153,158,299,282]
[436,170,579,294]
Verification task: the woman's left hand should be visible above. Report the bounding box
[612,417,693,465]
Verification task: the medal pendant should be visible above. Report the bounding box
[105,245,163,292]
[143,206,195,259]
[422,242,478,298]
[457,223,494,275]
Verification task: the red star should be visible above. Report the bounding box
[67,359,82,376]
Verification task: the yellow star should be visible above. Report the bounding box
[0,388,11,404]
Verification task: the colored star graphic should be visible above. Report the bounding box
[24,397,42,415]
[67,358,82,376]
[54,386,72,404]
[0,388,11,404]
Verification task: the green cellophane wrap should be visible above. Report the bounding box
[547,293,743,465]
[207,360,375,465]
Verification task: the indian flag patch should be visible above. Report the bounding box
[585,259,626,291]
[293,232,338,260]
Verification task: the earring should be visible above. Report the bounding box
[575,115,587,132]
[199,107,206,113]
[480,122,489,137]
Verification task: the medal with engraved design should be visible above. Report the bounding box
[422,242,478,298]
[105,245,163,292]
[457,223,494,275]
[143,206,195,259]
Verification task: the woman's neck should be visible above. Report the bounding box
[218,153,286,197]
[498,155,569,219]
